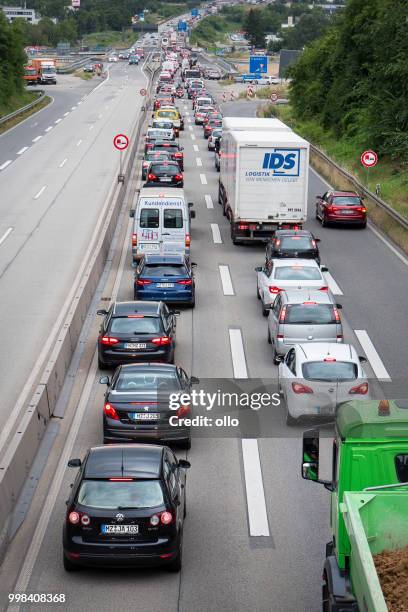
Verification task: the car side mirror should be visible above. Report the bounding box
[191,262,197,267]
[188,202,194,207]
[99,376,110,385]
[178,459,191,469]
[190,210,196,219]
[190,376,200,384]
[255,266,262,272]
[320,266,329,272]
[97,309,108,316]
[315,238,321,242]
[68,458,81,468]
[129,209,135,218]
[336,304,342,309]
[359,356,367,363]
[171,310,180,316]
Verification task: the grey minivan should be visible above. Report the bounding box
[267,290,343,364]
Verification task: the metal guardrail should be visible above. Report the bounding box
[0,90,46,126]
[57,57,100,74]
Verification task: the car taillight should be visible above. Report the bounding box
[311,239,317,248]
[238,224,248,230]
[269,286,281,295]
[177,279,192,285]
[293,225,300,230]
[68,511,80,524]
[292,382,314,394]
[132,233,137,246]
[104,403,119,420]
[101,336,119,345]
[137,279,152,286]
[319,286,329,291]
[151,336,171,346]
[276,333,284,339]
[275,239,281,247]
[174,174,183,181]
[160,511,173,525]
[349,382,369,395]
[185,234,190,247]
[358,207,367,213]
[148,173,157,180]
[279,306,287,322]
[333,307,340,322]
[174,152,182,158]
[176,404,190,417]
[146,143,153,149]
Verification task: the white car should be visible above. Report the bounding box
[256,258,329,316]
[108,55,118,62]
[278,343,369,425]
[208,128,222,150]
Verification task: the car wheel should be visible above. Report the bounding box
[256,282,261,299]
[98,357,107,370]
[315,206,319,220]
[360,221,367,229]
[63,553,80,572]
[180,437,191,450]
[272,343,280,365]
[286,411,298,426]
[167,544,182,572]
[218,187,223,205]
[183,498,187,518]
[267,327,272,344]
[190,297,195,308]
[321,216,327,227]
[261,298,268,317]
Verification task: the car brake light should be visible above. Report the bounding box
[311,239,317,248]
[68,511,80,524]
[324,356,336,362]
[151,336,171,346]
[275,239,281,247]
[104,403,119,420]
[174,152,182,158]
[349,382,369,395]
[132,233,137,246]
[176,404,190,417]
[269,286,281,294]
[293,225,300,230]
[148,173,157,180]
[279,306,287,322]
[319,286,329,291]
[185,234,190,247]
[137,279,152,285]
[160,511,173,525]
[109,478,133,481]
[277,333,284,339]
[174,174,183,180]
[146,143,153,149]
[238,224,249,230]
[292,382,313,394]
[333,308,340,322]
[101,336,119,345]
[177,279,192,285]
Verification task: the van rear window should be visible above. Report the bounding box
[395,455,408,482]
[285,304,335,325]
[164,209,183,228]
[140,209,159,228]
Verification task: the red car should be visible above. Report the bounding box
[315,190,367,228]
[203,119,222,139]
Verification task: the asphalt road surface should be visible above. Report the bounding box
[0,55,407,612]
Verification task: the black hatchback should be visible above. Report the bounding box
[266,230,321,265]
[100,363,199,448]
[97,301,178,369]
[63,444,190,572]
[144,161,183,188]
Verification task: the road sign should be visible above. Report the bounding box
[270,92,279,103]
[191,8,198,16]
[246,86,255,99]
[249,55,268,74]
[230,91,235,101]
[140,88,147,96]
[113,134,129,151]
[361,150,378,168]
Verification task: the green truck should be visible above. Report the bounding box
[301,399,408,611]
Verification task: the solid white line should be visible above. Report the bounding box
[369,224,408,267]
[0,227,13,246]
[16,147,28,155]
[229,328,248,378]
[196,157,202,167]
[324,272,343,295]
[188,125,193,131]
[54,118,62,124]
[0,160,12,170]
[219,265,234,295]
[200,173,207,185]
[187,117,192,123]
[33,185,46,200]
[193,144,199,152]
[354,330,391,380]
[31,122,38,127]
[211,223,222,244]
[98,113,103,119]
[32,135,42,143]
[89,124,94,131]
[78,101,82,105]
[45,126,53,132]
[58,158,68,168]
[241,439,270,537]
[205,194,213,209]
[191,134,196,141]
[71,106,76,111]
[63,111,69,117]
[76,139,82,146]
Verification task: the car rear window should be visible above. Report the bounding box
[278,236,314,250]
[145,152,170,161]
[154,144,178,153]
[116,370,180,391]
[285,304,335,324]
[332,196,361,206]
[140,208,159,228]
[302,361,358,381]
[164,209,183,228]
[109,317,161,335]
[150,164,179,175]
[274,266,322,281]
[158,111,177,119]
[143,263,187,277]
[77,480,164,509]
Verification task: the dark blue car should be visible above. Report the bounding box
[134,254,196,307]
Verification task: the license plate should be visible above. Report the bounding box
[131,412,159,420]
[157,283,174,288]
[124,343,146,349]
[160,177,172,182]
[102,524,139,534]
[140,243,159,251]
[340,209,354,215]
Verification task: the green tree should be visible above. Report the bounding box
[0,12,26,108]
[282,10,330,50]
[244,8,266,48]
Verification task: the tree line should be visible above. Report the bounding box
[289,0,408,161]
[0,12,26,108]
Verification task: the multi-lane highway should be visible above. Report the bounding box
[0,42,407,612]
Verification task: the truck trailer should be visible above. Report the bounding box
[218,128,309,243]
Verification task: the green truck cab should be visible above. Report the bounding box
[302,399,408,611]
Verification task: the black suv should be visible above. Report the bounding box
[265,230,321,265]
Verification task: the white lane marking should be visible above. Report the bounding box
[188,125,193,131]
[219,265,234,295]
[324,272,343,295]
[191,134,196,141]
[78,101,82,105]
[31,122,38,127]
[32,135,42,143]
[58,158,68,168]
[200,173,207,185]
[89,124,94,131]
[0,160,12,170]
[211,223,222,244]
[33,185,46,200]
[76,139,82,147]
[205,194,213,209]
[196,157,202,167]
[16,147,28,155]
[187,117,192,123]
[54,118,62,124]
[0,227,13,246]
[45,126,53,132]
[63,111,69,117]
[193,144,199,152]
[71,106,76,111]
[98,113,103,119]
[354,330,391,381]
[241,439,270,537]
[229,328,248,378]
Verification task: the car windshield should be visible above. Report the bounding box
[143,263,187,277]
[274,266,322,281]
[278,236,314,250]
[302,361,358,382]
[333,196,361,206]
[77,480,164,509]
[150,164,179,175]
[109,317,161,334]
[116,369,180,391]
[285,304,335,324]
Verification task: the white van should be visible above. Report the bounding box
[130,188,195,261]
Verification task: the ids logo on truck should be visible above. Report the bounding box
[262,149,300,177]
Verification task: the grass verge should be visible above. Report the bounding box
[0,93,51,135]
[74,70,93,80]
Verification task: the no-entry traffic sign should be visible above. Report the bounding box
[270,92,279,103]
[113,134,129,151]
[140,88,147,96]
[361,150,378,168]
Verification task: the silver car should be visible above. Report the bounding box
[268,290,343,364]
[278,343,369,425]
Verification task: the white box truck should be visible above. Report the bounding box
[218,129,309,243]
[222,117,291,133]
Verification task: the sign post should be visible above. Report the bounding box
[360,149,378,189]
[113,133,129,183]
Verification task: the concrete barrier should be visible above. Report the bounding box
[0,60,160,564]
